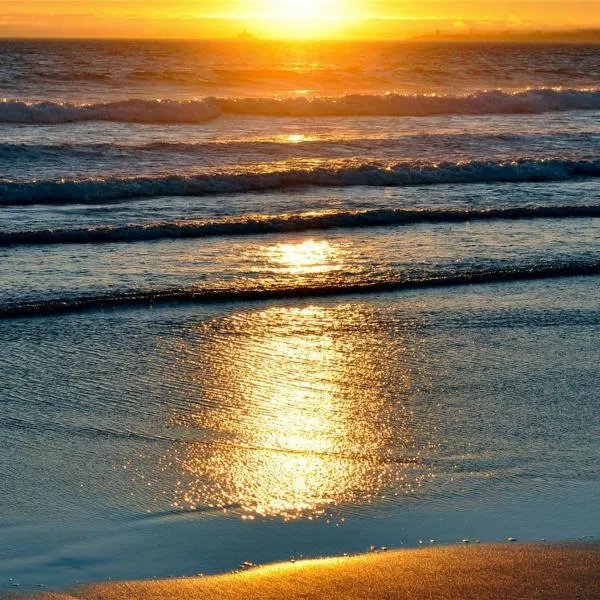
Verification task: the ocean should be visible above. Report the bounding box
[0,40,599,591]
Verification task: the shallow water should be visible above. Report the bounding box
[1,280,599,588]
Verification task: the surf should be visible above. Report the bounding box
[3,205,600,246]
[2,88,600,124]
[3,260,600,319]
[2,158,600,205]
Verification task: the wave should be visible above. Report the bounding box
[2,88,600,123]
[0,98,222,124]
[3,205,600,246]
[0,134,548,158]
[2,261,600,319]
[2,158,600,205]
[2,132,598,162]
[0,136,500,163]
[219,88,600,117]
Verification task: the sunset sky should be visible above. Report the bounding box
[2,1,600,39]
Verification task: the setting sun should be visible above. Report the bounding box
[254,0,347,38]
[264,0,342,20]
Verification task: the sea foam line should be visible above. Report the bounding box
[2,158,600,205]
[2,205,600,246]
[2,88,600,123]
[2,261,600,319]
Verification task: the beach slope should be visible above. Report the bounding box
[11,543,600,600]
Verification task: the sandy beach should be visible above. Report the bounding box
[9,543,599,600]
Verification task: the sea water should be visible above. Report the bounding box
[0,40,599,590]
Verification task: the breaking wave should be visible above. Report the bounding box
[0,98,222,124]
[2,261,600,319]
[2,158,600,205]
[2,88,600,123]
[3,205,600,246]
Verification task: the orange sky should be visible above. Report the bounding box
[2,1,600,38]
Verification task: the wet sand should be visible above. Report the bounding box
[9,543,599,600]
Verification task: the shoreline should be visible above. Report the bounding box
[9,542,599,600]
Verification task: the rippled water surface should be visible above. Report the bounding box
[1,282,599,588]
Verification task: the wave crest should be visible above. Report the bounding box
[2,88,600,123]
[3,205,600,246]
[2,261,600,319]
[219,88,600,117]
[0,98,221,124]
[2,158,600,205]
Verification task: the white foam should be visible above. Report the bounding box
[2,88,600,123]
[1,158,600,205]
[0,98,221,124]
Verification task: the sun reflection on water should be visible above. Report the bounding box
[285,133,309,143]
[265,239,340,275]
[159,303,435,520]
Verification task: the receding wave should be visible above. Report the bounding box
[2,88,600,123]
[3,205,600,246]
[2,158,600,205]
[2,261,600,319]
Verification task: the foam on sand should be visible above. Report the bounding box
[8,543,599,600]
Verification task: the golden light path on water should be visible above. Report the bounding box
[156,240,436,519]
[266,239,340,275]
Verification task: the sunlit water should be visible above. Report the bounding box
[0,40,599,590]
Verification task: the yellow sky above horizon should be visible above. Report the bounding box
[2,1,600,39]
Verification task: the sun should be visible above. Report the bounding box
[254,0,346,38]
[268,0,337,20]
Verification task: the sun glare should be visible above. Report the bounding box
[267,239,338,275]
[256,0,346,38]
[267,0,339,20]
[163,305,430,519]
